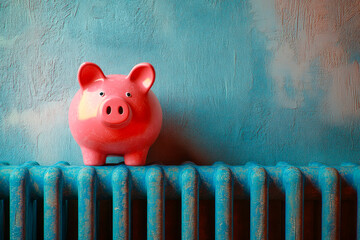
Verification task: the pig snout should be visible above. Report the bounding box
[99,98,131,127]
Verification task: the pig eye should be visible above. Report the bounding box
[125,92,131,97]
[99,92,105,97]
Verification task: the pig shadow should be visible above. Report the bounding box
[106,118,210,166]
[147,121,211,165]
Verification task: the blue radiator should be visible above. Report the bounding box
[0,161,359,239]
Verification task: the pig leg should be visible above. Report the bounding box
[124,148,149,166]
[81,147,106,166]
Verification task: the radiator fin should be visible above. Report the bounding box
[44,167,63,240]
[146,167,164,240]
[354,167,360,240]
[215,166,233,240]
[112,166,130,239]
[181,166,199,240]
[10,167,29,240]
[249,166,268,240]
[319,167,340,240]
[78,167,97,240]
[283,167,303,240]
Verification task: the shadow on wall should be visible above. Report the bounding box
[147,117,211,165]
[105,115,212,166]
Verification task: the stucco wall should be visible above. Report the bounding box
[1,0,359,166]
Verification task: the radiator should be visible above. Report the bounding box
[0,161,359,239]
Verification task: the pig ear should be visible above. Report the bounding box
[127,63,155,93]
[78,62,106,89]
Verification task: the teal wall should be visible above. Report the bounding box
[1,0,360,166]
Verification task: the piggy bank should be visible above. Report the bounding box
[69,62,162,166]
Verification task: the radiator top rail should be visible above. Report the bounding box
[0,161,358,200]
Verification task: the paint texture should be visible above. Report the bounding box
[0,0,359,165]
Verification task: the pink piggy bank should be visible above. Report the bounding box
[69,62,162,166]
